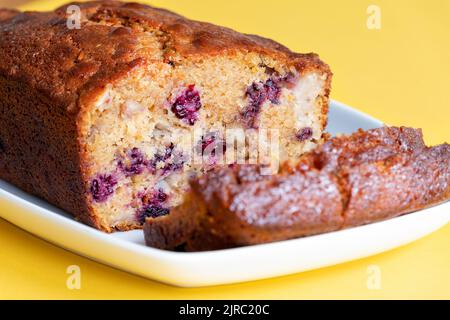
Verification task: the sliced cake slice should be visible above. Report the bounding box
[144,127,450,251]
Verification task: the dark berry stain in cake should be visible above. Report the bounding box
[137,189,170,223]
[162,143,175,160]
[296,127,313,141]
[170,84,202,125]
[264,79,282,104]
[162,160,184,175]
[90,174,117,202]
[146,143,185,176]
[164,147,186,175]
[153,188,169,203]
[141,188,168,205]
[241,73,296,128]
[116,144,185,178]
[246,82,268,107]
[118,147,147,176]
[149,144,173,167]
[241,82,266,128]
[139,205,170,223]
[198,133,226,159]
[201,135,216,154]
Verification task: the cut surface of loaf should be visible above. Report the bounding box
[144,127,450,251]
[0,1,331,231]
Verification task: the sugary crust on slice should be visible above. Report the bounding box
[144,127,450,250]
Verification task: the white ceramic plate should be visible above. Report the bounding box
[0,100,448,287]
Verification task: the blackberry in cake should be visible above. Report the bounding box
[0,1,332,231]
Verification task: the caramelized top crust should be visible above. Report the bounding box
[0,8,19,21]
[0,1,330,111]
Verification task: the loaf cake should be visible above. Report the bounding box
[0,1,331,231]
[144,127,450,251]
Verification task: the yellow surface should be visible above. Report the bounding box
[0,0,448,299]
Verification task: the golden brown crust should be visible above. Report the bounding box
[144,127,450,251]
[0,1,330,231]
[0,1,331,110]
[0,5,143,110]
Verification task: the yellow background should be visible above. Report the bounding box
[0,0,449,299]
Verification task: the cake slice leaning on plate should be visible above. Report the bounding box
[0,1,331,231]
[144,126,450,251]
